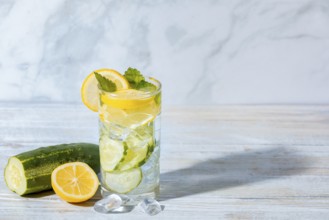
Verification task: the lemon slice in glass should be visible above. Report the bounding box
[101,89,154,110]
[119,113,155,129]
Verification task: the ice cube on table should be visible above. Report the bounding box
[138,198,162,216]
[120,194,135,205]
[94,194,122,213]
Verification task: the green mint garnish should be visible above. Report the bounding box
[124,67,156,92]
[134,80,156,92]
[155,93,161,106]
[94,72,117,92]
[124,67,145,84]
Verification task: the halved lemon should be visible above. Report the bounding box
[81,69,129,112]
[51,162,99,203]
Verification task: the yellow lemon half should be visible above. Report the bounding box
[51,162,99,203]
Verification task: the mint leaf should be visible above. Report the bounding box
[124,67,145,84]
[134,80,156,92]
[123,67,158,92]
[94,72,117,92]
[155,93,161,106]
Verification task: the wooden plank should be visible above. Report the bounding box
[0,104,329,219]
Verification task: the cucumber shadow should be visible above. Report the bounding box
[159,147,310,201]
[23,189,98,207]
[24,188,132,210]
[22,190,54,198]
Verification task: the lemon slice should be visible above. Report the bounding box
[120,113,155,128]
[51,162,99,203]
[101,89,154,110]
[99,104,128,124]
[81,69,129,112]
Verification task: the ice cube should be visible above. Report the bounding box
[94,194,122,213]
[138,198,162,216]
[125,126,153,149]
[119,194,136,205]
[100,121,130,141]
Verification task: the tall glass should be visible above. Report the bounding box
[98,77,161,200]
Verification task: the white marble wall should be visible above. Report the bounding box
[0,0,329,105]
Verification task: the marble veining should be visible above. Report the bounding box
[0,0,329,105]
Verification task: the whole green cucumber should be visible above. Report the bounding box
[4,143,100,195]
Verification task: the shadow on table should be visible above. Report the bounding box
[159,147,310,201]
[24,188,103,208]
[23,190,54,198]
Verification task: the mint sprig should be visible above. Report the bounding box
[94,72,117,92]
[124,67,156,92]
[124,67,144,84]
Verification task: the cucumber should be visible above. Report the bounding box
[4,143,100,196]
[104,168,142,194]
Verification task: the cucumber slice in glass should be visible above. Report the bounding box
[115,124,154,171]
[116,142,149,171]
[105,168,142,194]
[100,136,126,171]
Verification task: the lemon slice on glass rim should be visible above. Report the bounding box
[81,68,129,112]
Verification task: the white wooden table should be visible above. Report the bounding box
[0,104,328,220]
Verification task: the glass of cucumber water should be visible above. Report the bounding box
[98,76,161,201]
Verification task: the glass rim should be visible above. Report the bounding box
[98,76,162,98]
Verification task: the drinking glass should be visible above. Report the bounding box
[98,77,161,200]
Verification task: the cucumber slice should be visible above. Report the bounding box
[116,142,148,171]
[115,125,154,171]
[4,157,26,196]
[104,168,142,194]
[100,136,126,171]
